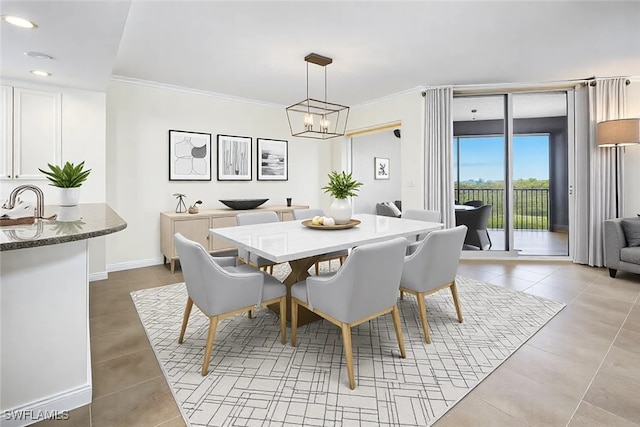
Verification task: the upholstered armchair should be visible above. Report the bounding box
[290,237,408,389]
[402,209,441,254]
[376,201,402,217]
[604,217,640,278]
[400,225,467,343]
[174,233,287,375]
[236,211,280,274]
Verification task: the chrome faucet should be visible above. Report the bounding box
[3,185,45,219]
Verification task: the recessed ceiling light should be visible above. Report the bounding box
[30,70,51,77]
[25,51,53,60]
[1,15,37,29]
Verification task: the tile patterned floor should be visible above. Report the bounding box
[35,260,640,427]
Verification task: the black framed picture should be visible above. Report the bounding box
[375,157,390,180]
[168,130,212,181]
[257,138,288,181]
[217,134,252,181]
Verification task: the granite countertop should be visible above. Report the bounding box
[0,203,127,251]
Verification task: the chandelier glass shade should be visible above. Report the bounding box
[286,53,349,139]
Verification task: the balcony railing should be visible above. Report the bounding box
[455,188,549,230]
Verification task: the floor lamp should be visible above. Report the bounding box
[597,118,640,218]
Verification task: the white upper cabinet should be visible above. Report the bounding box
[1,86,62,180]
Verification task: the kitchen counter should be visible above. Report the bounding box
[1,203,126,426]
[0,203,126,251]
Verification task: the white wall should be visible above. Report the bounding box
[352,130,402,214]
[0,80,107,276]
[105,81,328,270]
[347,91,425,210]
[624,80,640,217]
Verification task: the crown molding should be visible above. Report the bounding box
[109,75,284,109]
[351,86,426,109]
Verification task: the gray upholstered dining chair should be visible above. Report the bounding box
[293,208,349,274]
[402,209,441,253]
[174,233,287,376]
[236,211,280,274]
[399,225,467,343]
[290,237,407,389]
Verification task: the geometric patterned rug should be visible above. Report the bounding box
[131,263,564,427]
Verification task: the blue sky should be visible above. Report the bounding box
[454,135,549,181]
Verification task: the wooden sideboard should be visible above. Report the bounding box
[160,204,308,272]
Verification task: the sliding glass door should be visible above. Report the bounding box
[453,95,507,251]
[452,91,569,256]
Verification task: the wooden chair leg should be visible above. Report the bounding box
[279,296,287,344]
[269,265,274,275]
[399,290,404,300]
[315,262,319,275]
[339,256,345,265]
[247,309,252,319]
[450,281,463,323]
[178,297,193,344]
[391,305,406,358]
[416,293,431,344]
[291,300,298,347]
[341,323,356,389]
[202,316,219,376]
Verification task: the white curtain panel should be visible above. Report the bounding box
[423,86,455,228]
[574,78,627,266]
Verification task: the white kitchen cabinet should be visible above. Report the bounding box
[0,85,62,180]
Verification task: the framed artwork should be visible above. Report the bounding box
[257,138,288,181]
[168,130,212,181]
[217,134,252,181]
[375,157,390,180]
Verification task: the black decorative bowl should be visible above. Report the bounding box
[219,199,269,210]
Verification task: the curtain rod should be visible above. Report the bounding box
[587,78,631,86]
[449,76,632,95]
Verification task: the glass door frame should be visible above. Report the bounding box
[453,89,572,258]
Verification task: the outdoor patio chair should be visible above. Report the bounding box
[455,204,493,250]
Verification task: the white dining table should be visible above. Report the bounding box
[211,213,443,323]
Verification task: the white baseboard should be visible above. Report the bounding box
[0,384,91,427]
[107,257,164,272]
[88,271,108,282]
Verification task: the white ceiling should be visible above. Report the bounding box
[1,1,639,108]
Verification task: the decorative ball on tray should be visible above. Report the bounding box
[302,215,361,230]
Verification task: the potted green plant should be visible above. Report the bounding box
[38,161,91,206]
[322,171,363,224]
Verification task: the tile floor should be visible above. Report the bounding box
[36,260,640,427]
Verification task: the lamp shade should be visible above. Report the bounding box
[597,118,640,147]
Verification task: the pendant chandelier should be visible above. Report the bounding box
[286,53,349,139]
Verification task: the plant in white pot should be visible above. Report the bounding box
[38,161,91,207]
[322,171,363,225]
